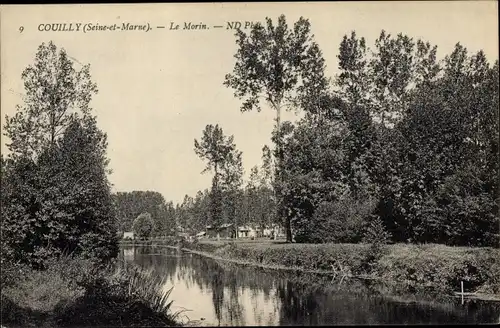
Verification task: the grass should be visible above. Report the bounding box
[117,236,500,297]
[1,254,183,327]
[183,239,500,296]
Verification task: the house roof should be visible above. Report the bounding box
[206,223,234,230]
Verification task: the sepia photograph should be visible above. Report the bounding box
[0,1,499,327]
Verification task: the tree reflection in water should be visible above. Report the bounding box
[120,246,500,326]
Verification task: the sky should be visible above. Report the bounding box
[1,2,498,204]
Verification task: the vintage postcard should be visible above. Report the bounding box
[1,2,499,327]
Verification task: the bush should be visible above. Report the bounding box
[132,212,155,240]
[375,245,500,294]
[79,232,120,265]
[1,254,91,327]
[362,215,392,244]
[1,254,183,327]
[294,195,376,243]
[55,263,182,327]
[0,259,31,290]
[186,240,500,294]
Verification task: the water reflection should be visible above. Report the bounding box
[120,246,500,326]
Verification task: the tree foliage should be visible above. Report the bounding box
[112,191,174,236]
[276,29,499,246]
[224,15,329,242]
[4,41,98,159]
[194,124,242,232]
[132,212,155,240]
[1,42,117,268]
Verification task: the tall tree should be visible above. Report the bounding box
[224,15,328,242]
[194,124,240,236]
[1,42,116,267]
[260,145,273,187]
[4,41,97,160]
[192,190,210,233]
[2,117,118,266]
[221,148,244,236]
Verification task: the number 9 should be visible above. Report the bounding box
[19,26,24,33]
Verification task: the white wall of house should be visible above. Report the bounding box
[237,227,256,238]
[123,231,134,239]
[262,228,273,237]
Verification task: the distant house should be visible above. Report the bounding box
[123,231,134,240]
[237,226,256,238]
[196,231,206,239]
[261,227,273,238]
[206,223,234,239]
[256,224,285,239]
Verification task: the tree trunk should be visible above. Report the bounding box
[285,215,292,242]
[50,110,56,148]
[234,196,238,240]
[275,103,292,243]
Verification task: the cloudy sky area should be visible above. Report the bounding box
[1,2,498,204]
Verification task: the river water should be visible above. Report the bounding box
[120,246,500,326]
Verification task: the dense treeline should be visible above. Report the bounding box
[114,153,275,236]
[116,20,498,247]
[112,191,176,236]
[114,128,276,237]
[221,17,498,247]
[278,31,499,247]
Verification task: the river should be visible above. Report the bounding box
[120,246,500,326]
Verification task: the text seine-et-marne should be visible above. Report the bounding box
[38,23,150,32]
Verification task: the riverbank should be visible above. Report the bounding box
[120,238,500,299]
[0,255,182,327]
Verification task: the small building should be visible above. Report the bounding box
[123,231,134,240]
[237,226,256,238]
[206,223,234,239]
[196,231,206,239]
[261,227,273,238]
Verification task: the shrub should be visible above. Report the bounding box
[2,254,183,327]
[375,245,500,293]
[54,263,183,327]
[132,212,155,240]
[0,259,31,290]
[79,232,119,265]
[362,215,392,244]
[294,195,376,243]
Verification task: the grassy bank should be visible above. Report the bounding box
[193,240,500,296]
[122,238,500,297]
[1,255,182,327]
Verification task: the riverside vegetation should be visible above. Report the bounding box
[1,255,182,327]
[121,237,500,298]
[119,16,498,304]
[1,42,180,327]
